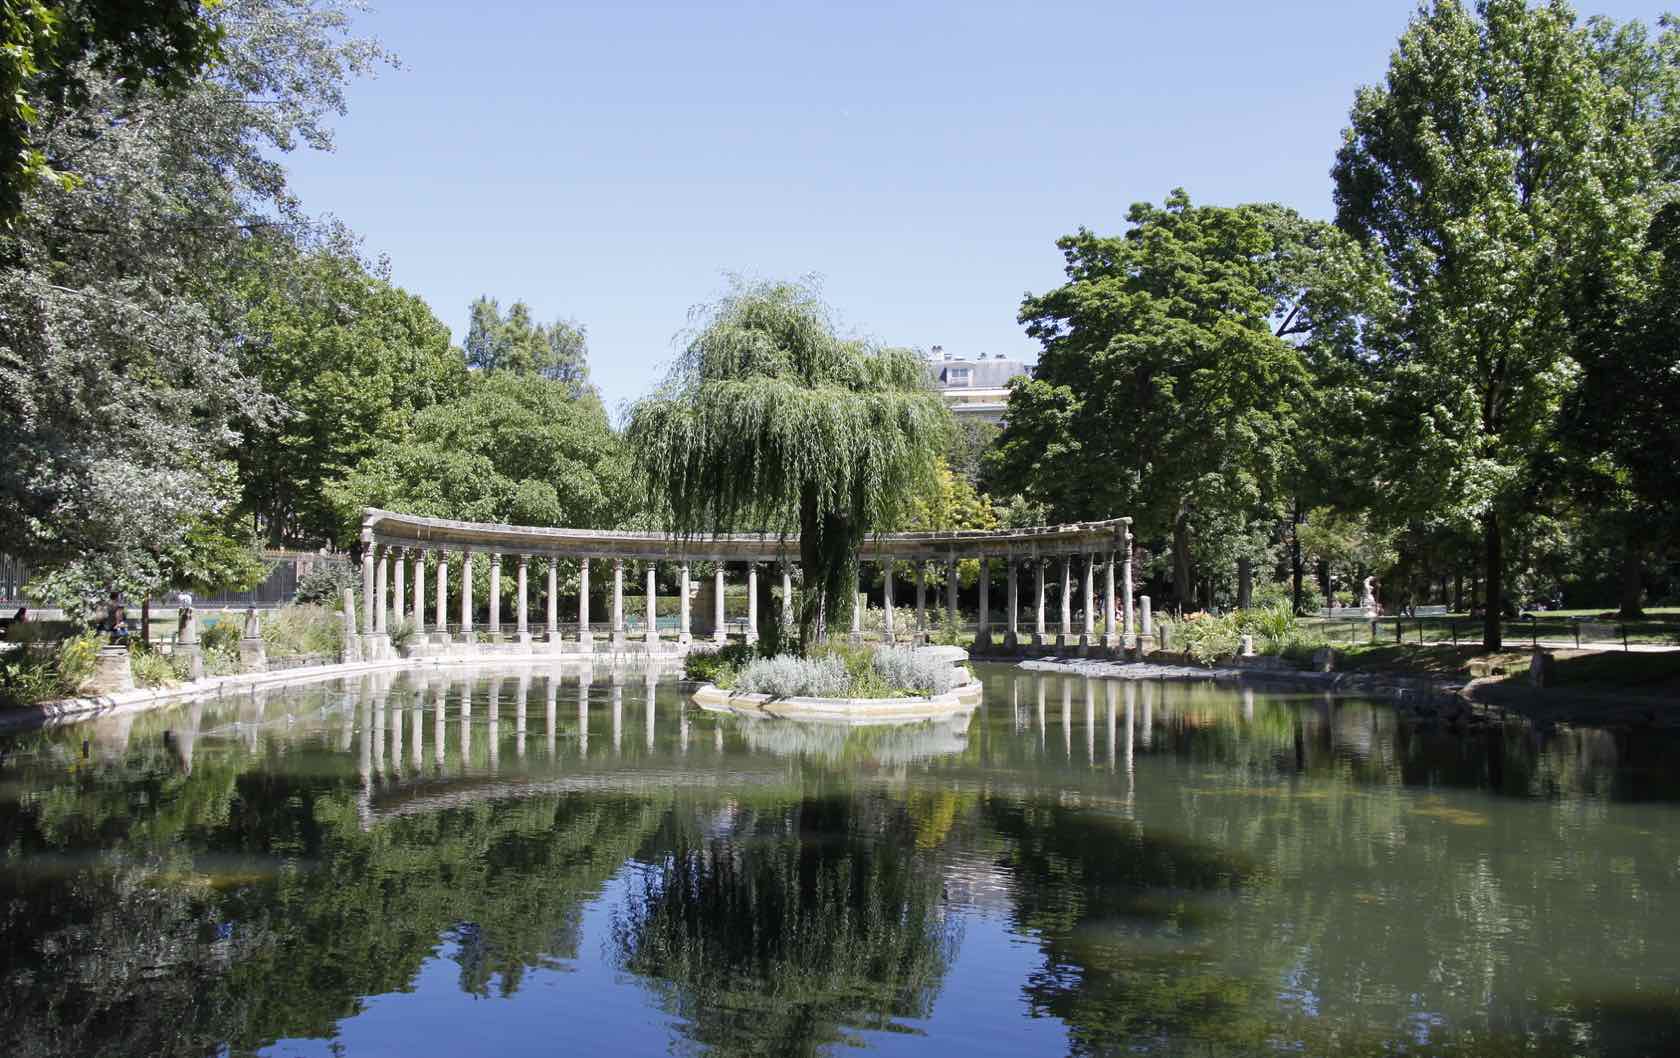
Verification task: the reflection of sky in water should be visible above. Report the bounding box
[0,663,1677,1057]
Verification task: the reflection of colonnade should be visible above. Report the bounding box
[358,507,1135,655]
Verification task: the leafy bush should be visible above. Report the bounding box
[1176,612,1243,667]
[201,615,242,654]
[0,632,102,706]
[733,654,851,697]
[389,618,416,652]
[1239,605,1298,652]
[263,604,344,658]
[130,646,185,688]
[294,556,359,606]
[684,641,758,684]
[870,646,963,696]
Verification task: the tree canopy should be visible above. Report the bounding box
[626,279,951,649]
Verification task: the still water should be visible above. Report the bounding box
[1,664,1677,1058]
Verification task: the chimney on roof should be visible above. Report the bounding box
[930,345,943,359]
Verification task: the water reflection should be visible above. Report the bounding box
[0,665,1676,1058]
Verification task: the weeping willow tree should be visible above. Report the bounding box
[626,279,951,651]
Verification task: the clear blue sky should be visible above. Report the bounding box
[282,0,1671,418]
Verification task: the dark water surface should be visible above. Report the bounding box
[2,664,1677,1058]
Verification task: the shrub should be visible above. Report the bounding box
[130,646,185,688]
[1240,605,1298,652]
[733,654,851,697]
[685,641,758,684]
[201,615,242,654]
[0,632,102,706]
[1175,612,1243,667]
[870,646,963,696]
[294,556,359,606]
[263,604,344,658]
[389,618,416,652]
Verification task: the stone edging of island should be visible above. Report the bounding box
[689,677,985,726]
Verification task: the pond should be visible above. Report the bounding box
[1,664,1677,1057]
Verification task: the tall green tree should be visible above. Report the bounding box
[234,239,467,548]
[0,0,387,591]
[0,0,222,222]
[330,370,631,539]
[1332,0,1654,648]
[625,278,950,650]
[990,193,1353,609]
[463,295,593,395]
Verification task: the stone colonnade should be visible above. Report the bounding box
[357,508,1136,656]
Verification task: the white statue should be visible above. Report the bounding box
[1360,576,1378,617]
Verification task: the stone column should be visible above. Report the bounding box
[678,562,692,645]
[850,562,864,643]
[577,558,593,649]
[517,554,530,642]
[341,588,361,663]
[1122,533,1135,648]
[645,562,659,646]
[1005,558,1020,650]
[374,545,389,635]
[1140,594,1153,649]
[545,556,559,643]
[1103,551,1118,649]
[746,563,759,644]
[946,557,959,636]
[713,565,726,644]
[412,549,426,636]
[973,556,991,653]
[782,565,793,629]
[1059,556,1074,647]
[882,561,895,643]
[435,553,449,642]
[459,549,474,641]
[359,544,376,634]
[915,562,927,639]
[1082,554,1097,651]
[392,549,406,628]
[487,552,502,637]
[611,558,627,648]
[1034,559,1048,647]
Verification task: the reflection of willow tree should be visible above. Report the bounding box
[613,795,960,1057]
[984,799,1265,1054]
[0,729,662,1058]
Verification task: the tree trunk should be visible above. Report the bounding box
[1316,559,1331,612]
[1618,533,1646,619]
[1237,556,1252,611]
[1482,512,1503,652]
[1289,500,1304,614]
[1453,569,1464,612]
[1172,500,1192,611]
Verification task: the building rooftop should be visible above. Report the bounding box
[924,346,1032,391]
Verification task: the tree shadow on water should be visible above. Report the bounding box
[611,795,961,1058]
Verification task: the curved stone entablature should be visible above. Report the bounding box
[354,507,1142,656]
[360,508,1131,561]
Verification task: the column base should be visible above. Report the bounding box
[431,632,453,648]
[971,629,991,654]
[677,632,692,646]
[1058,634,1079,650]
[611,631,628,649]
[712,632,728,645]
[576,631,595,652]
[486,629,503,643]
[644,631,660,647]
[1033,632,1052,648]
[1003,630,1019,651]
[848,632,865,645]
[517,631,534,646]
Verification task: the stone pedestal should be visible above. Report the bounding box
[87,646,134,696]
[340,589,362,664]
[1528,649,1555,688]
[1240,634,1254,657]
[577,630,595,653]
[238,608,267,673]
